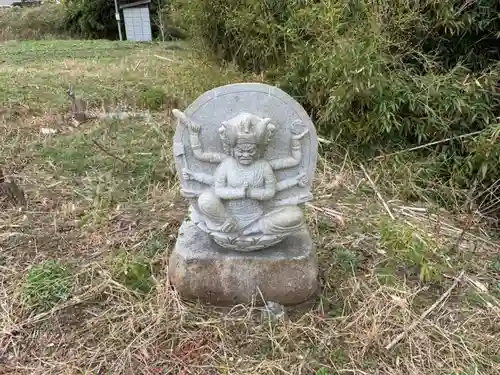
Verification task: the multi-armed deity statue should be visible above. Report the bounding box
[170,83,318,305]
[173,109,312,251]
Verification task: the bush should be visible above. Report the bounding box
[63,0,185,40]
[172,0,500,214]
[138,86,169,110]
[62,0,119,39]
[0,3,67,41]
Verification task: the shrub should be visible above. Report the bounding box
[62,0,119,39]
[0,3,67,41]
[138,86,168,110]
[172,0,500,214]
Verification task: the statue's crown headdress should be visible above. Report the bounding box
[235,115,257,144]
[219,113,275,154]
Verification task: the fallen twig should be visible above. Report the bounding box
[317,137,332,144]
[91,139,129,165]
[398,209,500,248]
[385,270,465,350]
[370,130,483,161]
[154,54,175,62]
[306,202,345,226]
[359,163,394,220]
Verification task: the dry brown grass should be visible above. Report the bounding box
[0,40,499,375]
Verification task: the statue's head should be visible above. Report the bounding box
[233,142,258,165]
[218,112,276,160]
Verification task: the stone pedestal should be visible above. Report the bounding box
[168,220,319,306]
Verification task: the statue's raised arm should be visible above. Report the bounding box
[172,109,227,164]
[171,82,317,252]
[269,120,309,171]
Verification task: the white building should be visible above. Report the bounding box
[119,0,153,42]
[0,0,14,7]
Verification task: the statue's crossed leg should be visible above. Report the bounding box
[198,190,303,236]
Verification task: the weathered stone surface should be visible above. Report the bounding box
[169,220,319,306]
[168,82,320,305]
[171,82,318,251]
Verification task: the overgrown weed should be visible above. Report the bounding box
[174,0,500,217]
[379,219,450,283]
[0,39,498,375]
[0,4,67,41]
[109,250,155,295]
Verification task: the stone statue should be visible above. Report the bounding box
[173,109,312,251]
[169,83,318,306]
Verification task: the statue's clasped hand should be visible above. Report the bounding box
[188,121,201,134]
[243,182,250,198]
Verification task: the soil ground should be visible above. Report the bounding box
[0,40,499,375]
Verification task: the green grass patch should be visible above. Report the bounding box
[21,260,73,312]
[137,86,169,111]
[0,39,253,112]
[109,250,155,295]
[378,219,451,284]
[39,119,173,201]
[335,249,360,273]
[141,233,171,258]
[465,288,499,310]
[489,255,500,273]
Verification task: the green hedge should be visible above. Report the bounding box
[172,0,500,211]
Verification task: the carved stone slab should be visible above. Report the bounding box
[173,83,317,204]
[172,83,318,251]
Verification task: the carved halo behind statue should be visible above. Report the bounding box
[172,83,318,252]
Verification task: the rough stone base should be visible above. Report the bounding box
[168,220,319,306]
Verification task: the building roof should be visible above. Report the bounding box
[119,0,151,9]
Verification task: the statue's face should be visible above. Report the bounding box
[234,143,257,165]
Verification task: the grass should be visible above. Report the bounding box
[0,39,499,375]
[21,260,73,312]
